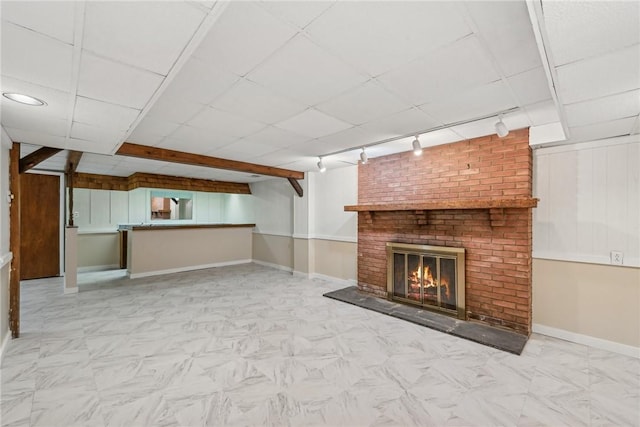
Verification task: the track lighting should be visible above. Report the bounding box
[495,116,509,138]
[317,157,326,173]
[360,148,368,164]
[412,136,423,156]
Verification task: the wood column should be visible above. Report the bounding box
[9,142,20,338]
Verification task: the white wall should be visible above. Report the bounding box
[309,165,358,242]
[534,136,640,267]
[250,179,292,236]
[1,128,13,354]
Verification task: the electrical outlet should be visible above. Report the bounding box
[611,251,624,265]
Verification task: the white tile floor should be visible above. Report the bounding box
[1,263,639,427]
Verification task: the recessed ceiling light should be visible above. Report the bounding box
[2,92,47,106]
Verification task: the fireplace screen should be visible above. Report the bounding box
[387,243,465,319]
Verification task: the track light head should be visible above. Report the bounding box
[495,117,509,138]
[360,148,368,164]
[412,136,423,156]
[317,157,326,173]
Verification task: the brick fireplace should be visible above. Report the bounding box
[345,128,536,334]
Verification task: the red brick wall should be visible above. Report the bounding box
[357,129,533,334]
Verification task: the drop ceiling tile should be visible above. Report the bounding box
[313,126,382,152]
[275,109,352,139]
[523,100,561,126]
[463,1,541,76]
[208,141,279,161]
[78,53,164,109]
[161,57,240,105]
[507,67,553,106]
[126,129,165,147]
[260,1,335,29]
[83,2,206,75]
[543,1,640,66]
[276,158,318,172]
[565,90,640,128]
[248,34,369,105]
[129,116,181,139]
[70,122,125,144]
[419,80,516,124]
[1,1,76,44]
[187,107,267,138]
[316,80,411,126]
[359,108,441,140]
[1,23,74,92]
[569,116,637,142]
[1,76,71,119]
[157,137,232,155]
[74,96,141,131]
[4,127,67,148]
[241,126,310,149]
[556,44,640,104]
[212,79,308,124]
[251,148,303,167]
[417,128,465,149]
[146,95,205,124]
[305,1,471,76]
[286,139,333,157]
[0,108,68,137]
[161,125,237,153]
[193,2,297,76]
[377,35,501,106]
[65,137,112,154]
[449,117,500,140]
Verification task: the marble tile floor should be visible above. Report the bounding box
[1,263,638,427]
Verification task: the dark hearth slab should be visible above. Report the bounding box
[323,286,528,355]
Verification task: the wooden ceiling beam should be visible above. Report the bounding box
[287,178,303,197]
[66,150,83,174]
[19,147,63,173]
[117,142,304,180]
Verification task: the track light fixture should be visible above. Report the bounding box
[412,136,423,156]
[317,157,326,173]
[495,115,509,138]
[360,148,368,164]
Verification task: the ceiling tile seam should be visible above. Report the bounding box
[1,20,74,46]
[256,0,336,32]
[526,0,571,140]
[630,116,640,135]
[232,29,302,79]
[569,114,640,129]
[79,48,167,79]
[111,1,231,155]
[457,3,531,126]
[553,41,640,69]
[563,87,640,107]
[64,1,86,145]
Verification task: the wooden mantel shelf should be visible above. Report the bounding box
[344,197,538,212]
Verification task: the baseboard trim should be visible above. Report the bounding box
[252,259,293,272]
[309,272,357,287]
[78,264,120,273]
[128,259,252,279]
[533,323,640,359]
[0,330,10,362]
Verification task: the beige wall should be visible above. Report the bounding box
[252,233,292,270]
[312,239,357,282]
[533,258,640,347]
[78,233,119,269]
[129,227,252,277]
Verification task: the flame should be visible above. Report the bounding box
[408,265,451,301]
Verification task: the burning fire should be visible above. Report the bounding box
[409,265,451,300]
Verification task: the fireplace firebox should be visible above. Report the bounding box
[386,243,465,319]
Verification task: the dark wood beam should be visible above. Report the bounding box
[287,178,303,197]
[9,142,21,338]
[19,147,62,173]
[66,150,83,174]
[65,151,83,226]
[117,142,304,180]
